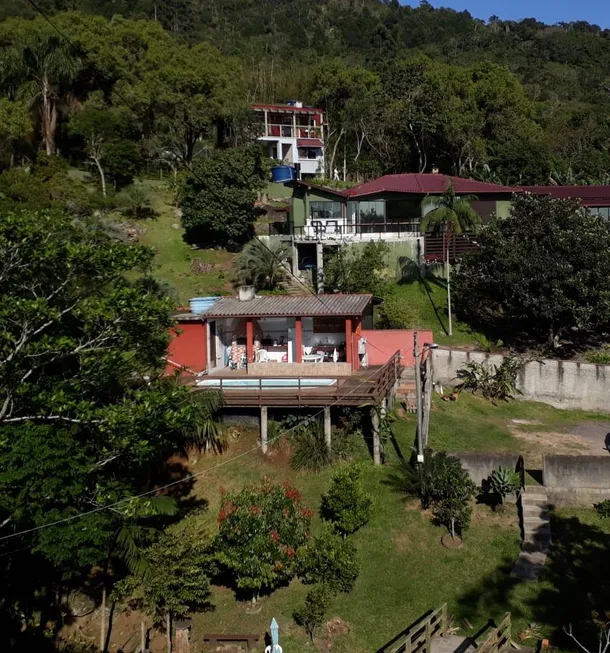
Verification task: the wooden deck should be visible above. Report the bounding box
[191,351,402,407]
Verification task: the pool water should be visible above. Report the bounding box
[196,378,337,388]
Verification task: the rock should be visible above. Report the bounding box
[172,223,181,230]
[64,590,96,617]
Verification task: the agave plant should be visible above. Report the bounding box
[488,466,521,505]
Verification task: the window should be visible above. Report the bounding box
[590,207,610,220]
[358,201,385,224]
[298,147,321,160]
[310,201,342,221]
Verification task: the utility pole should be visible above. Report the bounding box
[413,331,424,463]
[446,230,453,337]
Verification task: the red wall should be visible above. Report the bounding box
[361,329,434,367]
[165,322,207,376]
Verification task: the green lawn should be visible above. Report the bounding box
[134,181,235,303]
[391,278,482,347]
[179,410,524,653]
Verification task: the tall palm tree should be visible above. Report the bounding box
[7,31,82,155]
[421,181,480,336]
[234,239,290,291]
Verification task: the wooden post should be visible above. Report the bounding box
[441,603,447,637]
[425,620,431,653]
[345,317,352,366]
[246,318,254,364]
[324,405,331,452]
[141,621,146,653]
[260,406,268,454]
[295,317,302,363]
[371,407,381,466]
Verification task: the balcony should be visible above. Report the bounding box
[259,124,323,139]
[285,218,421,242]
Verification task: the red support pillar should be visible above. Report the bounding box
[345,317,352,367]
[246,318,254,364]
[352,317,361,371]
[201,321,208,373]
[295,317,303,363]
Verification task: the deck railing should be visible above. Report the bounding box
[478,614,511,653]
[290,220,421,240]
[379,604,448,653]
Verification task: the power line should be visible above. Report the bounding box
[0,349,401,545]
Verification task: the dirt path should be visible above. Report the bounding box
[507,419,610,467]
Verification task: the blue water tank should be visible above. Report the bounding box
[271,166,296,183]
[189,296,219,315]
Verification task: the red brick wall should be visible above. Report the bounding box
[361,329,434,367]
[165,322,207,375]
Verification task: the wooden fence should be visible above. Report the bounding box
[380,604,448,653]
[478,613,512,653]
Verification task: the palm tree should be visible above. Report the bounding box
[7,31,82,155]
[234,239,290,291]
[100,495,178,653]
[421,181,480,336]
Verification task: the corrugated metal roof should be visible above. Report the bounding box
[345,174,517,198]
[297,138,323,147]
[201,294,372,318]
[521,185,610,207]
[250,103,323,115]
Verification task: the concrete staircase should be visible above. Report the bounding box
[279,277,314,295]
[396,369,417,412]
[511,487,552,580]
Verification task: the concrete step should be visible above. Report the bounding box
[522,489,548,499]
[522,504,550,517]
[521,496,549,506]
[523,520,551,533]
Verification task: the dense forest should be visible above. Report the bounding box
[0,0,610,184]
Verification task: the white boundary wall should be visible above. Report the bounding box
[432,348,610,413]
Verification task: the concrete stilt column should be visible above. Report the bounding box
[324,406,332,452]
[316,242,324,293]
[260,406,268,454]
[291,242,299,277]
[371,406,381,466]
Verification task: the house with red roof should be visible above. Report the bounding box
[251,102,325,177]
[276,172,517,279]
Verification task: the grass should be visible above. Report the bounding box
[391,278,482,348]
[394,392,606,456]
[132,180,235,303]
[177,413,523,653]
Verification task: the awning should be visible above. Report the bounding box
[297,138,323,148]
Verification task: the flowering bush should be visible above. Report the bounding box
[215,479,312,599]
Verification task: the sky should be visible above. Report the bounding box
[401,0,610,28]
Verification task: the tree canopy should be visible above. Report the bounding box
[453,194,610,352]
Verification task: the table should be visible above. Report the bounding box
[265,350,287,362]
[303,354,324,363]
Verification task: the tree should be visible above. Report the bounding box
[320,464,373,537]
[179,146,268,248]
[116,517,214,652]
[296,528,359,594]
[0,97,32,164]
[453,194,610,352]
[324,241,390,296]
[215,480,312,601]
[294,584,332,643]
[0,208,223,644]
[69,96,141,196]
[0,18,82,155]
[234,238,290,290]
[420,181,480,336]
[428,455,475,539]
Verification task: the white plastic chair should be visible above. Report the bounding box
[332,348,339,363]
[256,349,269,363]
[303,346,312,356]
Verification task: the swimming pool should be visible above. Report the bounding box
[195,378,337,388]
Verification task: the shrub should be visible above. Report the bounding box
[429,457,476,538]
[585,346,610,365]
[385,449,453,509]
[320,464,373,537]
[595,499,610,519]
[116,185,157,219]
[488,466,521,506]
[296,528,360,593]
[290,418,354,472]
[293,584,333,642]
[215,479,312,600]
[455,356,524,401]
[377,292,420,329]
[290,420,333,472]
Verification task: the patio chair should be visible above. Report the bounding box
[332,348,339,363]
[256,349,269,363]
[303,346,312,356]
